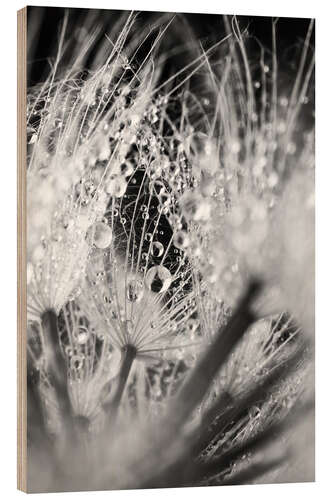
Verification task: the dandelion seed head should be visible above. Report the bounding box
[26,11,314,491]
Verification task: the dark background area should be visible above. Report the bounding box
[27,6,314,87]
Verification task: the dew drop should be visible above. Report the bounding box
[65,346,73,357]
[105,175,127,197]
[120,161,134,178]
[152,180,165,196]
[159,192,171,207]
[150,157,166,177]
[87,222,112,249]
[151,241,164,257]
[127,279,144,303]
[169,162,180,177]
[71,355,84,370]
[173,230,189,249]
[145,265,172,294]
[76,326,90,345]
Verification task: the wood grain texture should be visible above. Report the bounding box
[17,6,27,493]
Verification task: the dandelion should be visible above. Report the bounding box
[80,172,200,417]
[26,10,314,492]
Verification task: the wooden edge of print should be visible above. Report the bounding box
[17,6,27,493]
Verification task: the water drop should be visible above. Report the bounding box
[169,162,180,177]
[151,241,164,258]
[127,279,144,303]
[145,265,172,294]
[150,157,167,178]
[76,326,90,345]
[142,252,149,261]
[65,346,73,357]
[87,222,112,249]
[71,355,84,370]
[120,161,134,178]
[173,230,189,249]
[105,175,127,197]
[159,192,171,207]
[152,180,165,196]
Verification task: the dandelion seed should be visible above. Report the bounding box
[25,10,314,493]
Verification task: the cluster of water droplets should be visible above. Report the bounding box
[25,19,315,480]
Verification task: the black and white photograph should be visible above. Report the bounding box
[22,5,314,493]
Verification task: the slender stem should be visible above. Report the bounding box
[221,458,286,486]
[27,350,50,445]
[134,280,263,489]
[168,279,262,428]
[41,309,72,418]
[106,344,136,417]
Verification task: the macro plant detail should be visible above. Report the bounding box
[25,8,314,493]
